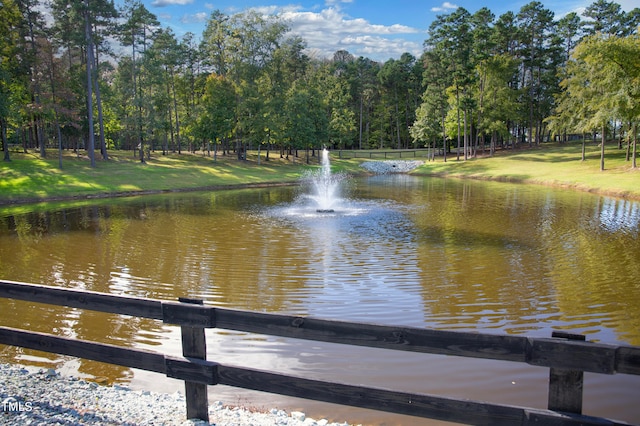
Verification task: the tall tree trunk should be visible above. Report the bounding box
[266,135,270,161]
[463,108,468,161]
[167,82,174,154]
[359,94,363,150]
[93,75,107,160]
[93,39,108,160]
[632,123,637,169]
[456,86,461,161]
[625,122,631,161]
[442,110,447,163]
[171,70,181,154]
[490,131,496,157]
[2,120,10,162]
[84,2,96,168]
[394,87,401,149]
[528,67,535,148]
[25,3,44,158]
[600,124,606,171]
[20,128,26,153]
[47,41,63,169]
[130,31,143,163]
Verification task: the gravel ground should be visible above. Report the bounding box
[359,160,424,174]
[0,363,353,426]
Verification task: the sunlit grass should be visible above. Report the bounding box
[1,143,637,205]
[413,141,639,199]
[0,149,331,204]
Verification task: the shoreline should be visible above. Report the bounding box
[0,182,299,208]
[3,160,638,208]
[0,362,353,426]
[411,170,640,202]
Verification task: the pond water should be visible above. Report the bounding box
[0,175,639,425]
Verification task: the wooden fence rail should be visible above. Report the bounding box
[337,149,429,159]
[1,280,639,425]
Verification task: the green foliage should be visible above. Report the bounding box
[0,0,26,160]
[284,81,328,151]
[0,0,637,175]
[415,0,638,167]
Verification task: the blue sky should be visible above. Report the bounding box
[129,0,638,62]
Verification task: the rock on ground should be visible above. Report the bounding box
[359,160,423,174]
[0,363,353,426]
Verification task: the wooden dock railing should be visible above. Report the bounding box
[0,280,639,425]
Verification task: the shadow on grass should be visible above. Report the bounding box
[417,160,535,183]
[507,154,580,163]
[420,160,491,175]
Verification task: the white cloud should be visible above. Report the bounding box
[276,6,421,61]
[252,6,281,15]
[180,12,208,24]
[338,35,421,61]
[548,0,637,21]
[430,2,459,13]
[151,0,193,7]
[325,0,354,5]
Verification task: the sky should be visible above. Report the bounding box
[128,0,638,63]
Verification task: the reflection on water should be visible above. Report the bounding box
[0,176,639,425]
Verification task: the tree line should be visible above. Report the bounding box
[413,0,639,169]
[0,0,638,167]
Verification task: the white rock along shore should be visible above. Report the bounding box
[359,160,424,174]
[0,363,354,426]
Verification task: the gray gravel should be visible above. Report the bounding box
[0,363,353,426]
[359,160,423,174]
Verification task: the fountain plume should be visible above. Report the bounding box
[310,149,342,213]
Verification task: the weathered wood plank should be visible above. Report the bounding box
[0,326,166,373]
[0,280,163,320]
[1,325,635,425]
[214,308,529,362]
[161,300,216,327]
[547,332,585,414]
[616,346,640,375]
[216,365,628,426]
[1,281,639,377]
[0,326,220,386]
[548,368,584,413]
[164,356,218,385]
[529,338,617,374]
[217,364,524,425]
[178,298,209,422]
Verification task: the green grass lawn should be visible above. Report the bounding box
[0,149,328,204]
[1,142,638,208]
[411,141,640,200]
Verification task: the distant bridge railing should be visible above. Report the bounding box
[336,149,430,159]
[0,280,639,425]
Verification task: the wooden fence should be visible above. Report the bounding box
[0,279,639,425]
[336,149,429,159]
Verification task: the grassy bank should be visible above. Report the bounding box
[1,142,638,208]
[411,142,640,200]
[0,149,364,206]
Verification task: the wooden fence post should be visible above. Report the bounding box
[547,331,585,414]
[178,298,209,422]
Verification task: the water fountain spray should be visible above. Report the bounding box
[312,148,341,213]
